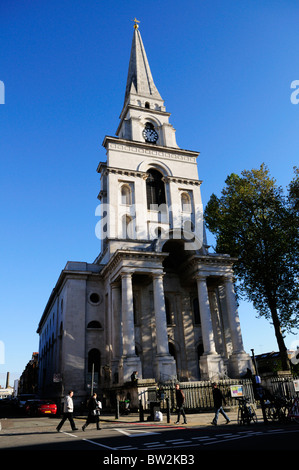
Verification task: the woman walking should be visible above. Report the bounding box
[82,393,102,431]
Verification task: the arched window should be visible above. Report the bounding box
[87,321,102,329]
[87,348,101,390]
[181,192,192,212]
[146,169,166,209]
[88,348,101,372]
[121,185,132,205]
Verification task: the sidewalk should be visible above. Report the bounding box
[96,407,265,427]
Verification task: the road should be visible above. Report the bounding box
[1,406,299,462]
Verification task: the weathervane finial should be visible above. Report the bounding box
[133,18,140,30]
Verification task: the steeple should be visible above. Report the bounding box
[116,21,178,148]
[124,20,163,106]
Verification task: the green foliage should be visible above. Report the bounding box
[204,164,299,369]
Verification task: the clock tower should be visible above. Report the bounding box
[96,21,205,261]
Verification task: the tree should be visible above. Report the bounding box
[288,167,299,215]
[204,164,299,371]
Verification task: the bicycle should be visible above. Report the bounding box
[264,395,299,424]
[287,396,299,424]
[237,397,258,425]
[264,395,290,423]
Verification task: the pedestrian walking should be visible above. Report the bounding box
[211,382,230,425]
[56,390,78,432]
[175,383,187,424]
[82,392,102,431]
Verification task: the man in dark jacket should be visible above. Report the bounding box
[82,393,101,431]
[211,383,230,425]
[175,384,187,424]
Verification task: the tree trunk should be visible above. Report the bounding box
[269,302,290,371]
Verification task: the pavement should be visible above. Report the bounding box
[94,407,265,427]
[0,406,266,433]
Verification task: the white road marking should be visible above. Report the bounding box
[60,431,78,438]
[114,427,160,438]
[59,429,116,449]
[82,438,116,450]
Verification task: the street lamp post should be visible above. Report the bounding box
[251,349,267,424]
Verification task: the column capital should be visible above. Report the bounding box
[222,274,235,283]
[195,274,207,282]
[120,271,133,279]
[152,271,165,280]
[111,281,121,289]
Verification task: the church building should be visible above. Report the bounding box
[37,22,252,400]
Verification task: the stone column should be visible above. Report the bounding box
[223,276,253,377]
[223,276,244,354]
[121,273,136,357]
[152,272,177,381]
[120,272,142,382]
[111,283,122,356]
[196,275,225,380]
[196,275,217,355]
[152,273,169,356]
[111,282,122,383]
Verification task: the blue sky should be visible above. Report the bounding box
[1,0,299,387]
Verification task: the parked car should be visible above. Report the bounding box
[25,399,57,416]
[17,394,38,409]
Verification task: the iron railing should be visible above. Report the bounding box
[139,376,298,412]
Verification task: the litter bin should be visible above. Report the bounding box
[149,401,160,421]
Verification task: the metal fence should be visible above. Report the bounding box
[142,379,255,412]
[262,375,298,399]
[140,376,298,412]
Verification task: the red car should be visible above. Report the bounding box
[25,399,57,416]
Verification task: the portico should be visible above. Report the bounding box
[101,244,252,383]
[102,250,177,383]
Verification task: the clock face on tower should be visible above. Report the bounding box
[143,123,158,143]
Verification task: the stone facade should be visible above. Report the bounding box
[37,24,252,402]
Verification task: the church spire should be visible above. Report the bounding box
[116,22,178,148]
[123,21,163,106]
